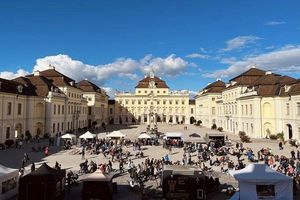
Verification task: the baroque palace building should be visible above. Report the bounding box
[195,66,300,140]
[112,73,194,125]
[0,66,108,143]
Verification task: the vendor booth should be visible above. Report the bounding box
[79,131,96,139]
[138,133,151,139]
[81,171,116,200]
[0,165,18,200]
[106,131,126,139]
[164,132,183,139]
[19,163,66,200]
[229,164,293,200]
[61,133,77,145]
[205,133,225,147]
[162,165,206,200]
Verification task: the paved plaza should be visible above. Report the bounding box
[1,124,299,199]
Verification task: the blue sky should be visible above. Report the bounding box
[1,0,300,97]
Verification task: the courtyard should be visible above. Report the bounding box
[0,124,299,199]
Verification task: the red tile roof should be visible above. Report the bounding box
[135,76,169,88]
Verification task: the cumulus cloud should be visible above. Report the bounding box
[0,69,30,79]
[265,21,286,26]
[140,54,189,77]
[102,87,117,99]
[186,53,210,59]
[221,36,261,52]
[33,54,139,84]
[204,45,300,78]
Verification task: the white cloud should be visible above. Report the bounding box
[140,54,189,77]
[0,69,30,79]
[265,21,286,26]
[204,45,300,78]
[33,54,139,84]
[221,36,261,52]
[186,53,210,59]
[188,90,198,99]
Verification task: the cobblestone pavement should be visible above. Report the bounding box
[0,124,299,199]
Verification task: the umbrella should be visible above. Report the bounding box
[79,131,96,139]
[138,133,151,139]
[189,133,201,138]
[106,131,126,138]
[61,133,76,139]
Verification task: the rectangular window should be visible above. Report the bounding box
[169,100,172,105]
[62,105,64,114]
[61,122,64,131]
[245,105,248,115]
[53,123,55,133]
[286,103,290,115]
[212,107,216,115]
[6,127,10,139]
[297,102,300,115]
[235,105,237,114]
[17,103,22,115]
[191,108,194,114]
[58,105,60,115]
[53,104,56,115]
[250,104,253,115]
[88,107,92,115]
[241,105,244,115]
[7,102,12,115]
[138,100,141,105]
[110,108,113,115]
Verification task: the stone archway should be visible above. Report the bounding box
[190,116,195,124]
[263,122,272,138]
[15,123,22,138]
[35,122,43,137]
[286,124,293,139]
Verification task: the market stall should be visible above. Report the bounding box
[19,163,66,200]
[229,164,293,200]
[0,164,18,200]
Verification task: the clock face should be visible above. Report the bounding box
[149,81,156,88]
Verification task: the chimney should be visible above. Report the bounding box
[48,64,55,70]
[216,78,221,81]
[207,82,211,86]
[265,71,272,75]
[34,70,40,76]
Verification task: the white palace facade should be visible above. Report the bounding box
[195,66,300,140]
[1,64,300,143]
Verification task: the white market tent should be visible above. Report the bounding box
[106,131,126,138]
[229,164,293,200]
[61,133,76,139]
[164,132,183,139]
[79,131,96,139]
[0,165,19,200]
[138,133,151,139]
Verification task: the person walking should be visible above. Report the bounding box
[31,162,35,172]
[279,141,283,150]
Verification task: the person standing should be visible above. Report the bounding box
[81,147,85,160]
[279,141,283,150]
[44,146,49,156]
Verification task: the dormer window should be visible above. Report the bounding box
[17,85,23,93]
[284,85,291,92]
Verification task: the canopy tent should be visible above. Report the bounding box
[183,137,206,144]
[81,171,117,200]
[79,131,96,139]
[106,131,126,138]
[0,165,19,200]
[189,133,201,137]
[19,163,66,200]
[229,164,293,200]
[138,133,151,139]
[61,133,76,139]
[164,132,183,139]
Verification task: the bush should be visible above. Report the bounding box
[25,130,32,140]
[289,139,297,147]
[269,134,278,140]
[0,143,5,150]
[277,132,284,141]
[217,127,223,132]
[238,131,250,143]
[211,124,217,130]
[4,139,15,148]
[238,131,246,137]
